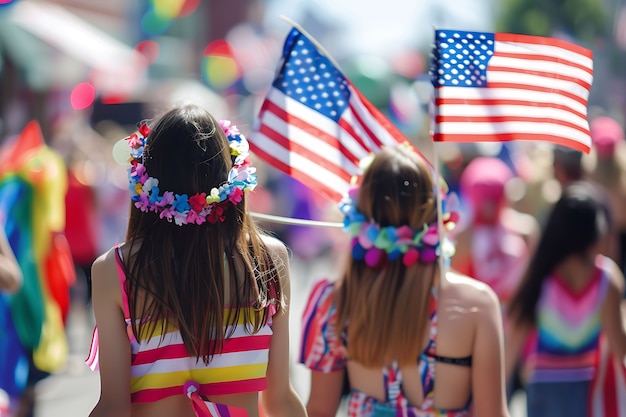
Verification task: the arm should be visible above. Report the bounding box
[471,287,510,417]
[260,241,307,417]
[600,257,626,364]
[0,228,21,293]
[89,250,132,417]
[504,319,529,385]
[307,370,344,417]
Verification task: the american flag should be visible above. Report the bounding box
[251,28,410,202]
[430,29,594,153]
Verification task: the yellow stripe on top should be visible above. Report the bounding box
[131,363,269,391]
[134,307,266,340]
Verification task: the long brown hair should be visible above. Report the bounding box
[123,104,282,364]
[335,146,438,367]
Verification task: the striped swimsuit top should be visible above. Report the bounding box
[524,256,610,383]
[86,246,275,416]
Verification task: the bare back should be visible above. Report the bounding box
[347,271,507,415]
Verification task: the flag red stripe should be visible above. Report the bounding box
[347,104,385,149]
[350,84,432,166]
[257,124,353,182]
[495,32,593,58]
[260,99,362,166]
[494,51,593,75]
[485,82,588,106]
[436,98,587,122]
[488,66,591,90]
[337,118,375,155]
[249,141,344,202]
[432,132,590,152]
[436,115,589,135]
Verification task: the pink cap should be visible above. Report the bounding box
[460,157,513,204]
[590,116,624,158]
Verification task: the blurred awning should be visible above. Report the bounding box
[2,0,146,95]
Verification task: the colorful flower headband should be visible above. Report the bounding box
[339,169,458,269]
[126,119,257,226]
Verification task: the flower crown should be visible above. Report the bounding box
[126,119,257,226]
[339,168,458,269]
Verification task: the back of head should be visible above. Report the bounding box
[358,146,436,230]
[553,145,583,185]
[128,104,238,238]
[337,145,441,367]
[123,104,275,363]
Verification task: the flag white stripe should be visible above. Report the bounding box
[252,130,352,192]
[490,55,593,85]
[435,121,590,144]
[265,88,371,158]
[495,40,593,70]
[260,110,361,175]
[487,69,590,99]
[348,87,401,148]
[437,104,588,129]
[435,87,588,115]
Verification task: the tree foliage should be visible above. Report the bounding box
[495,0,611,43]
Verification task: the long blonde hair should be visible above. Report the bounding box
[335,146,438,367]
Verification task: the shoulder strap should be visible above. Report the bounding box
[114,246,131,320]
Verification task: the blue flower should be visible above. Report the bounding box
[173,194,190,212]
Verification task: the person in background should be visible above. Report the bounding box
[300,145,509,417]
[586,116,626,277]
[505,182,626,417]
[452,156,538,310]
[86,104,306,417]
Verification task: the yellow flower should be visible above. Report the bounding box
[206,188,220,204]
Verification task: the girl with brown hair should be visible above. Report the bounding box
[86,104,306,417]
[300,145,509,416]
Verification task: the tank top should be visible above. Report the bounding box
[524,256,610,383]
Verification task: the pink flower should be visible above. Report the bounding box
[159,207,175,221]
[135,194,151,212]
[218,120,239,137]
[228,187,244,205]
[126,133,143,149]
[155,191,174,208]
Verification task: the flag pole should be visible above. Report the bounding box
[428,44,448,286]
[279,15,344,72]
[250,212,343,228]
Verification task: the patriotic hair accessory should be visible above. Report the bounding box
[339,163,458,269]
[126,120,257,226]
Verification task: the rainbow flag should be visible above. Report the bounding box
[0,121,74,399]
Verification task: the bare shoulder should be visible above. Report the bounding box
[260,234,290,286]
[91,247,120,293]
[260,234,289,259]
[442,270,501,314]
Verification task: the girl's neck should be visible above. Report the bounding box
[554,253,597,290]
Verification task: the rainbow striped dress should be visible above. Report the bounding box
[524,257,610,383]
[86,247,275,417]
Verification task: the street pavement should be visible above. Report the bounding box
[33,254,526,417]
